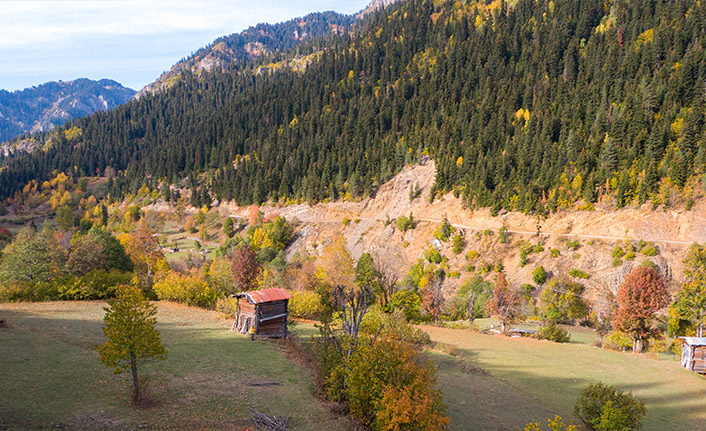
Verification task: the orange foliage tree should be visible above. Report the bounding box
[612,266,669,353]
[120,223,167,289]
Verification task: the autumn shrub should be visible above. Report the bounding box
[465,250,480,262]
[524,416,577,431]
[540,278,589,323]
[574,382,646,431]
[375,358,449,431]
[0,280,59,302]
[520,283,534,300]
[362,309,431,348]
[322,313,447,431]
[56,269,133,300]
[388,289,422,322]
[289,289,323,319]
[611,245,625,259]
[214,296,238,319]
[448,276,493,321]
[153,271,221,308]
[569,269,590,279]
[498,226,508,243]
[396,213,415,232]
[423,247,442,264]
[532,266,547,285]
[0,226,11,242]
[452,234,464,254]
[641,242,658,256]
[603,331,633,352]
[566,240,581,251]
[535,320,571,343]
[433,218,454,242]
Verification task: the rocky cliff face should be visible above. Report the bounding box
[0,78,135,146]
[358,0,403,17]
[218,160,695,310]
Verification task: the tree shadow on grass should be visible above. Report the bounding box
[436,343,706,431]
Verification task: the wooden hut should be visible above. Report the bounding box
[680,337,706,374]
[232,288,292,338]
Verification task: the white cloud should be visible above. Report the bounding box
[0,0,370,91]
[0,1,367,48]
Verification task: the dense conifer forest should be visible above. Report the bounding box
[1,0,705,214]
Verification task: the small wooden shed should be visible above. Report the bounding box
[680,337,706,374]
[232,288,292,338]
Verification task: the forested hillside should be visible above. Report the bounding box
[1,0,705,215]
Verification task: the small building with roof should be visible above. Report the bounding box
[680,337,706,374]
[232,287,292,338]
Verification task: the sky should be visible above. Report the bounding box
[1,0,370,92]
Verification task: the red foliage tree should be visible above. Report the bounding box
[612,267,670,353]
[230,244,260,292]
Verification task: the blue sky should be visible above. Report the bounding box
[1,0,370,92]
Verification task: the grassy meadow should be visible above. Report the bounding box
[2,302,705,431]
[423,325,706,431]
[0,301,348,431]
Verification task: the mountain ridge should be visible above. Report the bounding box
[136,11,356,98]
[0,78,135,147]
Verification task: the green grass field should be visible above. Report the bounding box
[421,325,706,431]
[0,301,349,431]
[3,302,705,431]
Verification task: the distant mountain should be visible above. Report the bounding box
[0,78,135,145]
[137,11,356,98]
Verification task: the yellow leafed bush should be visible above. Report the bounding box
[153,271,221,308]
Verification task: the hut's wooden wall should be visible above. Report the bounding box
[234,297,288,338]
[693,346,706,374]
[682,344,706,374]
[255,299,288,338]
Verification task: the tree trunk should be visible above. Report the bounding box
[468,292,477,329]
[697,322,704,338]
[633,337,643,354]
[130,354,140,403]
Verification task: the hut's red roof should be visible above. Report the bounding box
[241,288,292,304]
